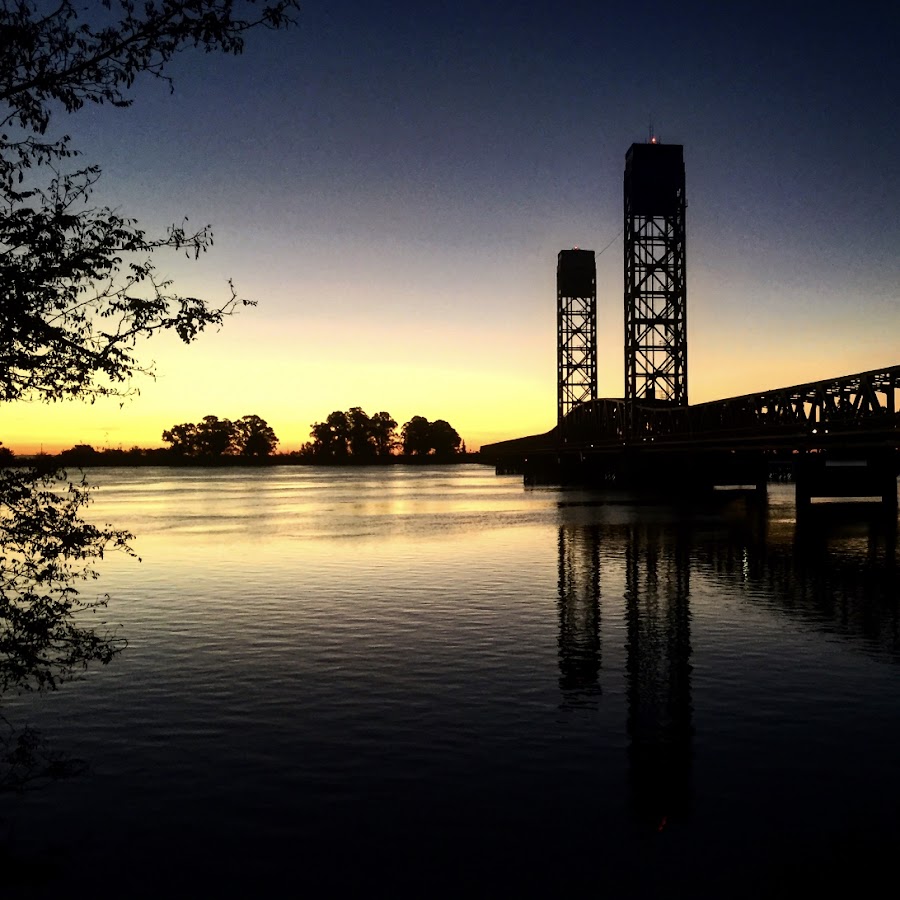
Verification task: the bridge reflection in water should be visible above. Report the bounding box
[624,524,693,831]
[555,500,899,843]
[556,525,602,708]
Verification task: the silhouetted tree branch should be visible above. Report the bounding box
[0,0,299,787]
[0,1,300,134]
[0,0,300,404]
[0,467,131,695]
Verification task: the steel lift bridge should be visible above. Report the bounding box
[483,141,900,510]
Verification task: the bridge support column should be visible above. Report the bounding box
[794,451,899,513]
[883,477,899,514]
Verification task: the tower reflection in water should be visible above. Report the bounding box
[555,499,900,889]
[556,524,602,708]
[624,524,693,831]
[557,520,693,830]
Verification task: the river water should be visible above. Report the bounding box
[4,465,899,896]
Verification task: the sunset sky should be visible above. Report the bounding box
[5,0,899,453]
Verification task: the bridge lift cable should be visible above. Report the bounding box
[595,228,623,258]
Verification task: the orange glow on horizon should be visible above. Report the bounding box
[4,262,897,457]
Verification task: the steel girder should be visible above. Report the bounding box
[644,365,900,442]
[624,207,687,408]
[557,250,598,432]
[558,365,900,448]
[558,295,597,427]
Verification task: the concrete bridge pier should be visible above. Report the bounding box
[613,448,769,499]
[519,447,770,499]
[794,450,899,513]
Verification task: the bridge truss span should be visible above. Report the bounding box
[650,365,900,446]
[559,365,900,450]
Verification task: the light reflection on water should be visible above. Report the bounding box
[3,466,899,896]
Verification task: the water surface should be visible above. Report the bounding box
[4,466,899,896]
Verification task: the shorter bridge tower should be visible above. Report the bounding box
[624,141,687,407]
[557,249,598,434]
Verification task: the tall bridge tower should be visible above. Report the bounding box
[624,141,688,406]
[557,249,597,432]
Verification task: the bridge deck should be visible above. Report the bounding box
[482,364,900,460]
[482,365,900,505]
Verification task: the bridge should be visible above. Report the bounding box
[482,141,900,509]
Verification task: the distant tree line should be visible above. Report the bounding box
[0,410,473,468]
[162,414,278,459]
[0,414,282,468]
[297,408,463,462]
[304,408,398,461]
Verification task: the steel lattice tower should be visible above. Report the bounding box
[557,249,597,432]
[624,142,687,407]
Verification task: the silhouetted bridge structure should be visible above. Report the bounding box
[483,363,900,509]
[482,141,900,509]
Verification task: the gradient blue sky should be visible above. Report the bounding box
[6,0,900,452]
